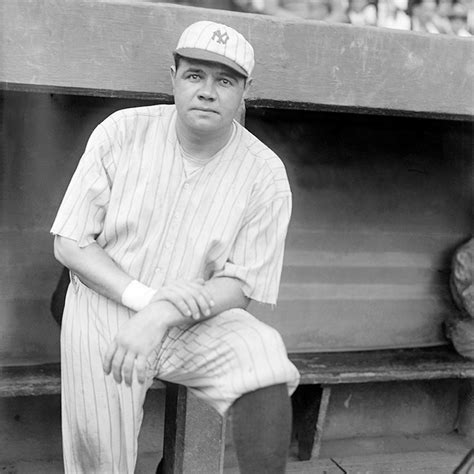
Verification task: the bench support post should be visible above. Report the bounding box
[161,383,226,474]
[312,385,332,459]
[291,384,332,461]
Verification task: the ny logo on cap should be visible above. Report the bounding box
[211,29,229,45]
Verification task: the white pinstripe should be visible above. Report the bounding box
[51,104,299,473]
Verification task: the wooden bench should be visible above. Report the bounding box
[290,346,474,461]
[2,345,474,473]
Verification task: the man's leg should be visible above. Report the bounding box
[153,308,300,471]
[61,285,152,473]
[232,383,292,474]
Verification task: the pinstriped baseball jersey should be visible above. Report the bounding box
[51,104,292,306]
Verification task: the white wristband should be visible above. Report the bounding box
[121,280,157,312]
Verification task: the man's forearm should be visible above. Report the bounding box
[53,235,132,304]
[150,276,250,329]
[204,276,249,316]
[54,234,249,325]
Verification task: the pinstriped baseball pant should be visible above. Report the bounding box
[61,287,300,474]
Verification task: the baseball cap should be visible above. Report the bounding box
[174,21,255,78]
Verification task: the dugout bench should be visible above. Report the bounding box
[2,346,474,473]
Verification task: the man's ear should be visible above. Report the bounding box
[170,66,177,90]
[243,77,253,99]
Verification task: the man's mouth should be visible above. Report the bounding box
[192,108,219,114]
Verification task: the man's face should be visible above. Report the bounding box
[171,57,250,134]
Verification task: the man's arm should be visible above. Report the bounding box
[54,234,249,325]
[54,235,217,315]
[54,235,132,303]
[154,276,250,326]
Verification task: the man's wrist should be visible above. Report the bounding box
[121,280,157,312]
[146,299,190,328]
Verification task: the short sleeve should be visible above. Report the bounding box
[50,117,119,247]
[213,188,292,305]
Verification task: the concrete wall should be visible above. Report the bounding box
[248,107,471,351]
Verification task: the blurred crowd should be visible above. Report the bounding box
[230,0,474,35]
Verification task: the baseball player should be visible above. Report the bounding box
[51,20,300,473]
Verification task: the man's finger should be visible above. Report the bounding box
[135,355,148,384]
[193,285,215,313]
[111,346,127,384]
[170,282,209,317]
[103,339,118,374]
[177,283,213,318]
[200,286,215,307]
[162,288,195,318]
[195,293,213,317]
[185,281,214,305]
[122,352,137,387]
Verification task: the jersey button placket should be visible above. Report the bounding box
[156,179,190,277]
[171,179,191,236]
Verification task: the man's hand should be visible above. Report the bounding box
[103,277,248,386]
[151,278,215,321]
[103,301,172,386]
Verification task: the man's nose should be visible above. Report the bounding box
[198,78,217,100]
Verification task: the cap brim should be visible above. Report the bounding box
[174,48,248,78]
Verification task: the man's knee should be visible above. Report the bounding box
[220,308,286,353]
[217,308,297,386]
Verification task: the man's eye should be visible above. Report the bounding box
[220,78,232,86]
[188,74,200,81]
